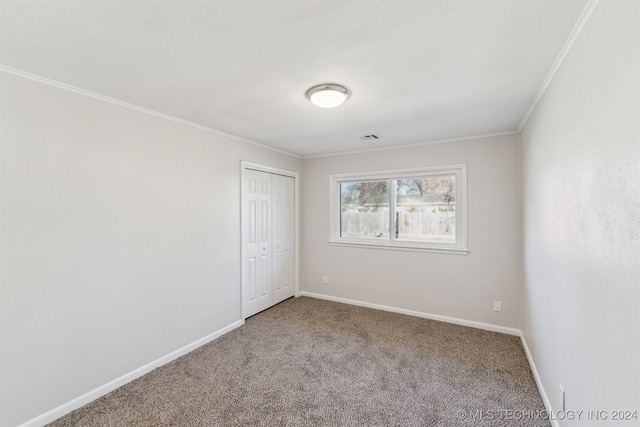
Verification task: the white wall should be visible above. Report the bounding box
[0,72,300,427]
[520,0,639,419]
[300,134,522,330]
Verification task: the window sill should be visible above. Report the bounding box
[328,240,470,255]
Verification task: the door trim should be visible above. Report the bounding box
[240,161,299,320]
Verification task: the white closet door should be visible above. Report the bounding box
[243,168,295,318]
[243,169,272,318]
[272,174,295,305]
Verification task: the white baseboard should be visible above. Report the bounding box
[297,291,520,336]
[520,332,560,427]
[18,319,245,427]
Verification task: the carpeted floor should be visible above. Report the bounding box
[48,297,550,426]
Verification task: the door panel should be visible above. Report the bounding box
[248,200,257,244]
[260,200,269,242]
[272,174,295,305]
[281,249,291,294]
[247,257,257,302]
[243,169,272,317]
[259,253,270,308]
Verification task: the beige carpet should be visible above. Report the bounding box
[48,297,549,426]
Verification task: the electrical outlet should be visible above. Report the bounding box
[493,301,502,312]
[560,384,565,411]
[322,276,328,285]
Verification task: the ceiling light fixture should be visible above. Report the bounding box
[306,83,351,108]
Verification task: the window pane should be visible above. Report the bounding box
[340,180,389,239]
[395,176,456,243]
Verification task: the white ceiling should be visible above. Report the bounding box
[1,1,589,157]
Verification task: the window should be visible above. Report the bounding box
[329,165,468,254]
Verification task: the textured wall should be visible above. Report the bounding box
[520,0,639,417]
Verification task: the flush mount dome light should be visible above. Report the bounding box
[306,83,350,108]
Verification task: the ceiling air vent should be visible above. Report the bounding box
[360,134,381,141]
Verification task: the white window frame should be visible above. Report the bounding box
[329,165,468,254]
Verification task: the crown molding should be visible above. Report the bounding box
[0,65,301,159]
[517,0,601,132]
[4,0,600,168]
[301,130,519,159]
